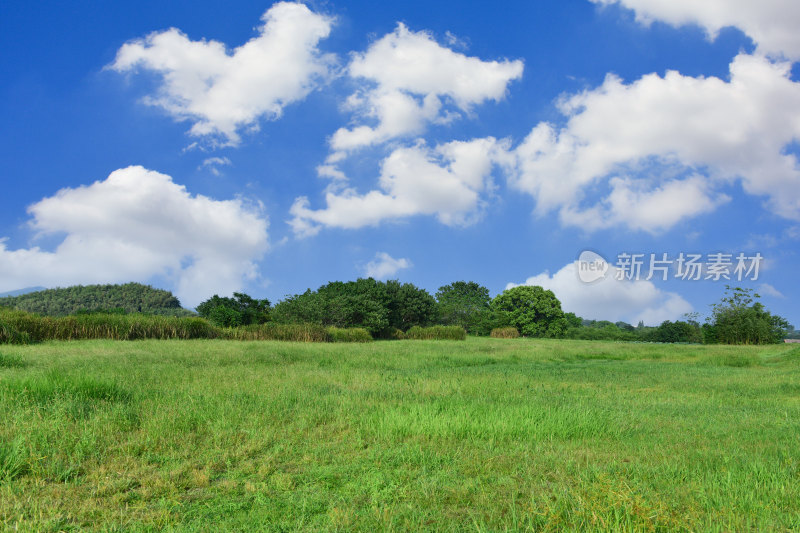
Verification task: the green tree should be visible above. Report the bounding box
[196,292,270,327]
[435,281,493,335]
[272,278,435,338]
[491,285,567,338]
[648,320,703,343]
[706,286,788,344]
[385,280,437,332]
[564,323,638,341]
[564,312,583,329]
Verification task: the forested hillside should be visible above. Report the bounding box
[0,283,193,316]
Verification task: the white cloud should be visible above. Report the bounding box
[758,283,785,299]
[591,0,800,60]
[290,137,511,236]
[328,23,523,154]
[510,53,800,232]
[200,156,232,176]
[0,166,269,307]
[363,252,412,279]
[508,261,692,325]
[110,2,335,146]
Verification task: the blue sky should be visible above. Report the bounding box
[1,0,798,326]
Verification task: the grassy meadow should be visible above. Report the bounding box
[0,338,798,531]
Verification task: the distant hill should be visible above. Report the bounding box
[0,283,195,316]
[0,287,47,298]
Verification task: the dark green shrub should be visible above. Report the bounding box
[404,325,466,340]
[326,327,373,343]
[490,327,520,339]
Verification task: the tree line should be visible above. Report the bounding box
[0,280,790,345]
[197,281,790,345]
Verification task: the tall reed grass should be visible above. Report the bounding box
[404,325,467,340]
[0,309,215,342]
[490,327,520,339]
[219,323,331,342]
[0,308,455,344]
[326,327,373,343]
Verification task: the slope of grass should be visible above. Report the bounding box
[0,339,798,531]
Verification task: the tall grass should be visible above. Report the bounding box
[491,326,520,339]
[219,323,331,342]
[0,352,26,368]
[0,309,216,342]
[326,327,373,343]
[404,325,467,340]
[5,369,132,405]
[0,338,798,530]
[0,438,28,483]
[0,317,29,345]
[0,309,431,344]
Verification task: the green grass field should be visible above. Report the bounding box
[1,338,798,531]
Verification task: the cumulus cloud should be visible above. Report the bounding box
[328,23,523,155]
[0,166,269,307]
[290,137,511,236]
[110,2,335,145]
[591,0,800,60]
[508,261,693,325]
[510,53,800,232]
[363,252,412,279]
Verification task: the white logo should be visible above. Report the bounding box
[577,250,609,283]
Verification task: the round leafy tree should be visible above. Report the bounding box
[491,285,567,338]
[435,281,493,336]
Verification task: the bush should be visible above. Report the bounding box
[404,325,466,340]
[490,327,520,339]
[326,327,373,343]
